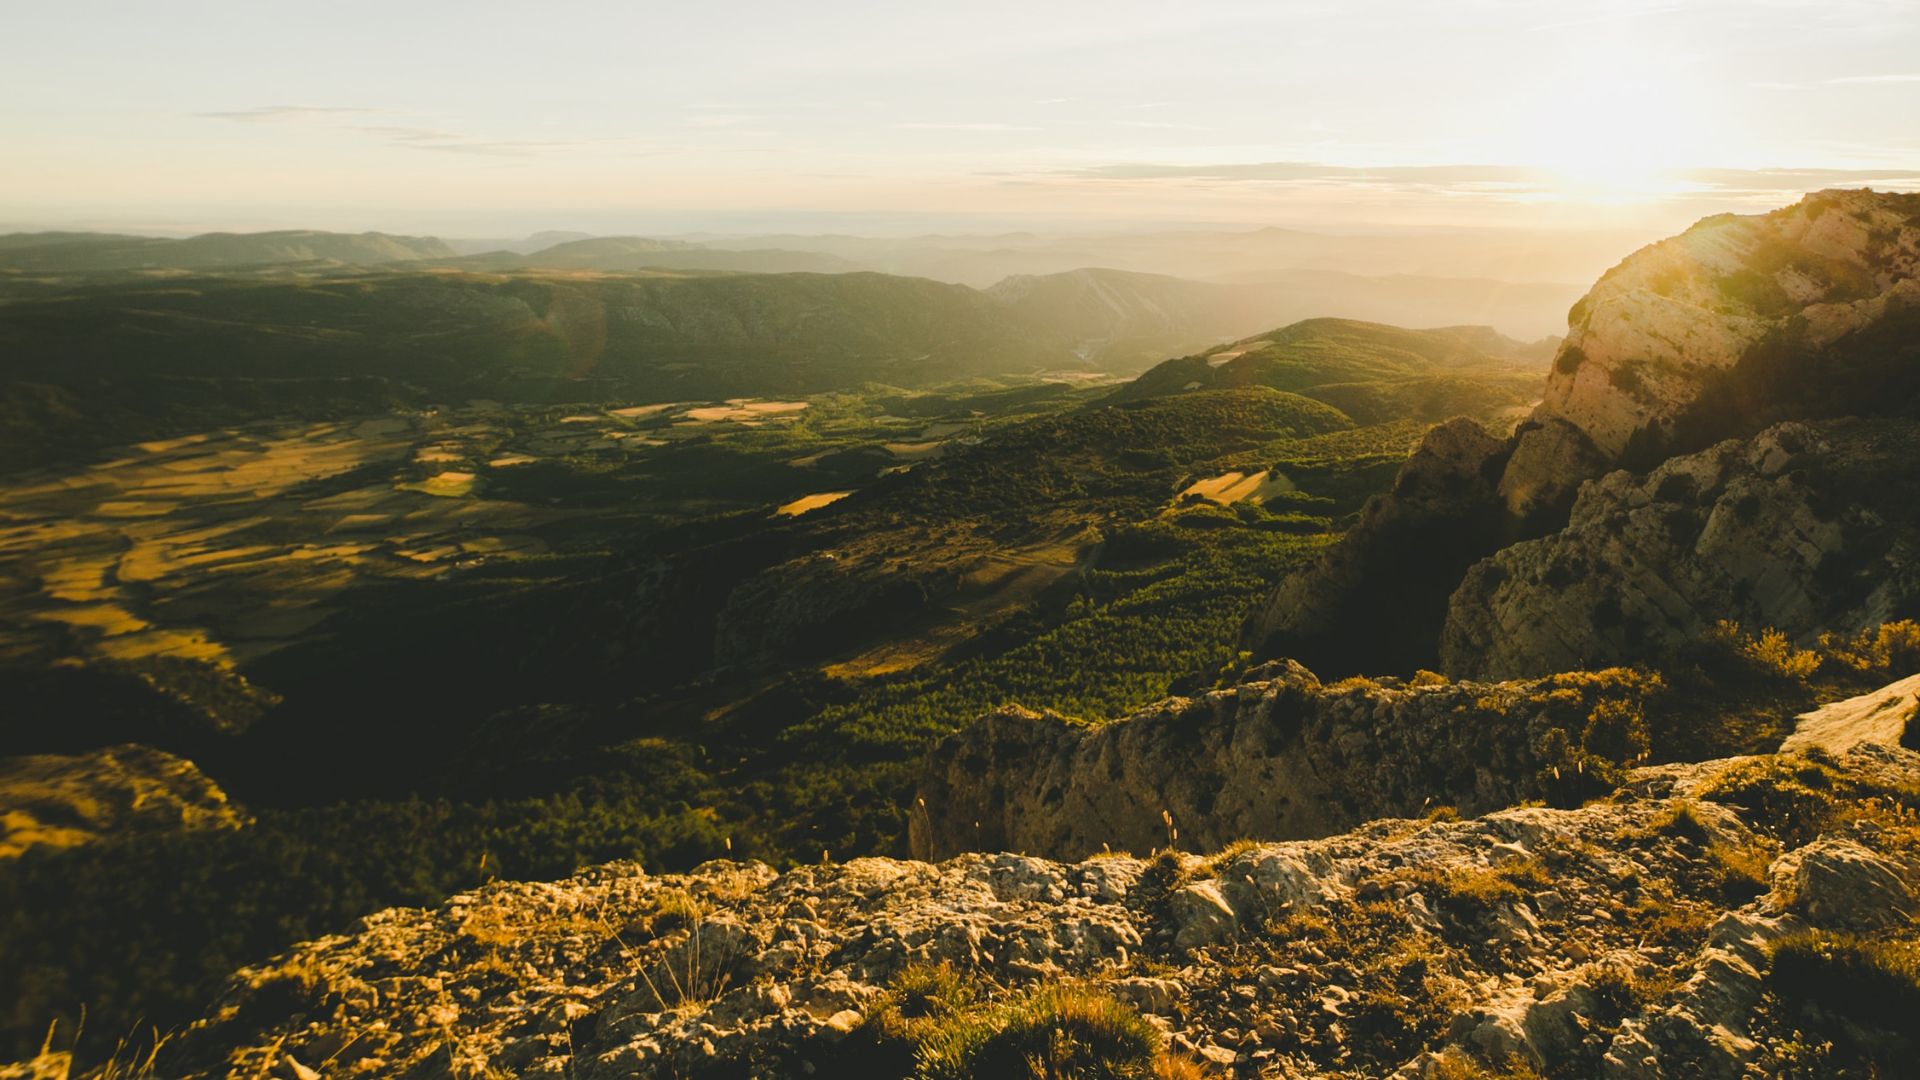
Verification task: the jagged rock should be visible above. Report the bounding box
[0,743,246,858]
[1776,836,1918,929]
[1241,416,1512,673]
[1440,418,1920,679]
[1247,190,1920,678]
[148,743,1920,1080]
[909,659,1653,861]
[1498,417,1609,527]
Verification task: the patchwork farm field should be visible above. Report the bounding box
[0,389,1074,671]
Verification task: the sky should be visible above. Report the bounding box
[3,0,1918,237]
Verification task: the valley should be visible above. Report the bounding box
[2,191,1919,1079]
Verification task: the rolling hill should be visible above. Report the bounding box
[0,230,456,271]
[1109,317,1554,424]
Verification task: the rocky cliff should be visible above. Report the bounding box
[909,660,1652,862]
[1441,418,1920,679]
[102,703,1920,1080]
[1245,190,1920,678]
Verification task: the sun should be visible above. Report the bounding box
[1503,52,1710,203]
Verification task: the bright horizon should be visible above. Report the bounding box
[5,0,1919,238]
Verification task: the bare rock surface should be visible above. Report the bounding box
[1440,418,1920,679]
[144,741,1920,1079]
[910,659,1652,862]
[1781,670,1920,755]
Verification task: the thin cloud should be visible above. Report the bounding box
[347,124,578,157]
[199,106,580,157]
[896,122,1040,131]
[1829,73,1920,84]
[197,105,380,122]
[1044,160,1920,199]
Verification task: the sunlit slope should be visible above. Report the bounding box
[1109,316,1553,424]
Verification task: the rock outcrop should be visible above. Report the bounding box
[1245,189,1920,677]
[0,744,245,858]
[1440,418,1920,679]
[1238,418,1514,674]
[134,737,1920,1080]
[909,659,1652,862]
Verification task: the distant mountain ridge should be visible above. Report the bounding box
[0,229,455,271]
[0,225,1599,337]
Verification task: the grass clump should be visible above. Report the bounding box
[1370,859,1551,924]
[1761,929,1920,1074]
[1699,753,1920,848]
[847,966,1198,1080]
[1429,1052,1545,1079]
[920,983,1165,1080]
[1637,800,1775,904]
[1259,900,1472,1071]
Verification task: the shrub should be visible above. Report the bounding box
[1768,930,1920,1040]
[852,973,1189,1080]
[1582,697,1651,765]
[921,984,1165,1080]
[1817,620,1920,678]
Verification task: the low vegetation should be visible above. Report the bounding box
[1760,929,1920,1075]
[844,966,1195,1080]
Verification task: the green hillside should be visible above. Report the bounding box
[1109,316,1550,424]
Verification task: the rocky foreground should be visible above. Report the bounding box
[80,685,1912,1079]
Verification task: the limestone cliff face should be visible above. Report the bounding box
[1510,187,1920,515]
[1245,190,1920,677]
[1441,419,1920,679]
[124,735,1920,1080]
[909,660,1650,862]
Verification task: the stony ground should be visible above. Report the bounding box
[104,731,1919,1079]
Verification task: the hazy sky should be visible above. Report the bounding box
[4,0,1918,236]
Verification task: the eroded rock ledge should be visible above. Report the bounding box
[1441,418,1920,679]
[910,659,1651,862]
[142,741,1920,1079]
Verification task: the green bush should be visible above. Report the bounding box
[920,984,1166,1080]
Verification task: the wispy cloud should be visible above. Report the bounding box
[1042,160,1920,199]
[895,122,1040,132]
[346,124,580,157]
[1829,73,1920,84]
[682,113,760,129]
[196,105,380,122]
[199,105,580,157]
